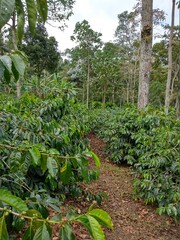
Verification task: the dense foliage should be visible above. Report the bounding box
[21,24,60,81]
[0,81,113,239]
[91,106,180,219]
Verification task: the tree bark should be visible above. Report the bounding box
[12,12,21,99]
[138,0,153,109]
[86,54,90,108]
[164,0,175,114]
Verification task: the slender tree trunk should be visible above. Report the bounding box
[112,86,115,104]
[126,81,129,103]
[102,84,107,107]
[175,95,179,119]
[138,0,153,109]
[0,30,4,55]
[86,54,90,108]
[165,0,175,114]
[12,12,21,99]
[82,82,85,103]
[132,59,137,105]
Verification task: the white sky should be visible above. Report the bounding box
[47,0,180,51]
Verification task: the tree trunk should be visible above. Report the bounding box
[102,84,107,107]
[86,54,90,108]
[12,12,21,99]
[164,0,175,114]
[175,95,179,119]
[112,86,115,104]
[126,81,129,103]
[138,0,153,109]
[82,82,85,103]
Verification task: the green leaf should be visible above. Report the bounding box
[0,56,12,73]
[59,224,75,240]
[36,205,49,219]
[25,0,37,34]
[29,147,41,166]
[36,0,47,22]
[47,157,58,178]
[80,164,89,182]
[0,215,8,240]
[23,224,35,240]
[60,160,72,184]
[90,151,101,167]
[0,0,15,29]
[87,215,105,240]
[0,60,5,79]
[33,223,51,240]
[0,189,28,212]
[11,53,26,76]
[3,67,11,83]
[15,0,25,42]
[13,50,28,61]
[12,61,20,81]
[12,216,25,231]
[40,154,47,173]
[76,215,92,236]
[88,209,113,229]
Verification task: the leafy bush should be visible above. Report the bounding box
[91,106,180,219]
[0,189,113,239]
[0,80,112,238]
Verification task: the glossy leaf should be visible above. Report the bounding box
[0,0,15,29]
[59,224,75,240]
[47,157,58,178]
[0,215,8,240]
[88,209,113,229]
[89,151,101,167]
[40,154,47,173]
[11,53,26,76]
[25,0,37,34]
[0,56,12,73]
[3,68,11,83]
[23,224,35,240]
[15,0,25,42]
[0,60,5,79]
[76,215,92,236]
[33,223,51,240]
[12,61,20,81]
[29,147,41,166]
[87,215,105,240]
[36,0,47,22]
[0,189,28,212]
[60,160,72,184]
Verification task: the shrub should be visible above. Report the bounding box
[91,106,180,219]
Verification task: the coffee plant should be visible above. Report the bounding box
[0,80,113,239]
[91,106,180,219]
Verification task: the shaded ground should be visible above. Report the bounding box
[54,133,180,240]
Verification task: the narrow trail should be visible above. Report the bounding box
[56,133,180,240]
[85,133,180,240]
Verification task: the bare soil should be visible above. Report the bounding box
[56,133,180,240]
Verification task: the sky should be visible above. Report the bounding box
[47,0,180,52]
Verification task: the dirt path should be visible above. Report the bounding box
[59,133,180,240]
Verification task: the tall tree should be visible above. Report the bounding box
[164,0,176,114]
[70,20,102,107]
[47,0,75,29]
[0,0,75,97]
[115,11,140,105]
[21,23,60,86]
[115,11,139,59]
[92,42,121,106]
[138,0,153,109]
